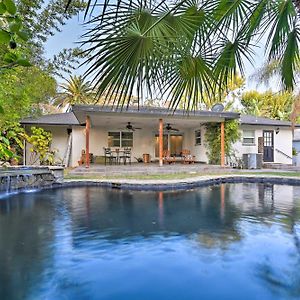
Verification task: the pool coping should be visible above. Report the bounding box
[2,174,300,196]
[61,174,300,191]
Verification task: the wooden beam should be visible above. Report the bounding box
[159,118,163,166]
[220,121,225,167]
[85,115,91,168]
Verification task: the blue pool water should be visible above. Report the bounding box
[0,183,300,300]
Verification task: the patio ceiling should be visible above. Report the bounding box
[72,105,240,129]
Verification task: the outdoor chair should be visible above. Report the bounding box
[181,149,195,164]
[119,147,132,165]
[103,147,117,165]
[163,150,176,164]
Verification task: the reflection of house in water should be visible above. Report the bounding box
[258,184,274,209]
[225,183,295,216]
[64,184,300,250]
[66,186,242,245]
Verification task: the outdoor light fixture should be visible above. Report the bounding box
[275,127,280,134]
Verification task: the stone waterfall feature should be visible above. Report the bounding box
[0,166,64,194]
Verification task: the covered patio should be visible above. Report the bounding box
[72,105,240,169]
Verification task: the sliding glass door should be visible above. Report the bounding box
[155,134,183,157]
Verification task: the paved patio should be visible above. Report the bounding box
[69,163,232,176]
[68,162,300,177]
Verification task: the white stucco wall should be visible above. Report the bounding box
[71,126,86,166]
[233,125,292,164]
[28,122,293,167]
[187,127,209,163]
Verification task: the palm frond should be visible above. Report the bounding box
[63,0,300,110]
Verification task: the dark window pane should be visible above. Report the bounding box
[108,132,120,147]
[122,132,133,139]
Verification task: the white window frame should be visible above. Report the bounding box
[108,131,133,147]
[242,130,255,145]
[195,129,202,146]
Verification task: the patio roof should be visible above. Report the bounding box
[71,105,240,122]
[21,107,297,128]
[21,112,81,126]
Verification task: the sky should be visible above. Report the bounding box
[45,14,87,78]
[44,13,273,92]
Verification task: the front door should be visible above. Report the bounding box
[263,130,274,162]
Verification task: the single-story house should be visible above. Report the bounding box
[21,105,294,167]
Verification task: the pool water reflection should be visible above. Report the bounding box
[0,183,300,300]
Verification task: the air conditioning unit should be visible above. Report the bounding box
[243,153,263,169]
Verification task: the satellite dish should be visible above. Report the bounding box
[211,103,224,112]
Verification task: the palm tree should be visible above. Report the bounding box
[54,75,95,111]
[65,0,300,110]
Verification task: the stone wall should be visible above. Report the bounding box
[0,166,64,193]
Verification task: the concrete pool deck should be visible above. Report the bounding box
[63,173,300,191]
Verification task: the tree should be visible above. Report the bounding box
[0,0,31,70]
[241,90,295,121]
[64,0,300,110]
[0,0,85,164]
[0,66,56,124]
[54,75,95,110]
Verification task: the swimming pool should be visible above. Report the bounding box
[0,183,299,299]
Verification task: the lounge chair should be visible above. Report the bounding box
[181,149,195,164]
[163,150,176,164]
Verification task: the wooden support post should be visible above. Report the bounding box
[159,118,163,166]
[220,121,225,167]
[85,115,90,168]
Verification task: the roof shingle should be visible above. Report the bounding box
[21,112,80,125]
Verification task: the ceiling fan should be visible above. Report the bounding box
[165,123,179,132]
[126,122,142,131]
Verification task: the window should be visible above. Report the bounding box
[243,130,255,145]
[121,132,133,147]
[108,131,133,147]
[195,130,201,145]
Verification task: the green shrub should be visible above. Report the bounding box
[26,127,55,165]
[205,120,241,165]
